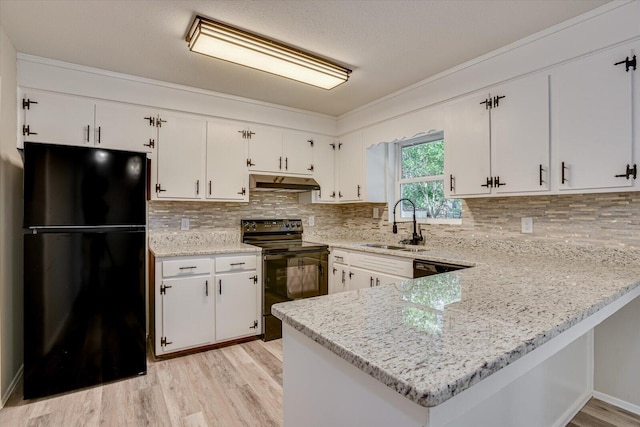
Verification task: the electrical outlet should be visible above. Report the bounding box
[308,215,315,227]
[373,207,380,219]
[521,217,533,234]
[181,217,190,231]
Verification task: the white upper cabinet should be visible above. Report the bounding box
[21,91,96,147]
[491,73,550,194]
[553,45,635,191]
[311,135,337,202]
[206,119,249,201]
[21,90,155,153]
[245,124,284,173]
[337,132,364,202]
[444,73,550,197]
[155,112,206,200]
[444,93,491,197]
[94,102,157,153]
[282,130,315,175]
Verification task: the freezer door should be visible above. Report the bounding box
[23,142,147,227]
[23,230,146,398]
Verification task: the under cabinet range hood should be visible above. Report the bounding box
[249,174,320,192]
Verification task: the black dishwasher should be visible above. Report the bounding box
[413,259,468,278]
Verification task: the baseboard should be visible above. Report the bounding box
[1,364,24,408]
[554,390,592,427]
[593,390,640,416]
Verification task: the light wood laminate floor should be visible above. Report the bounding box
[2,338,640,426]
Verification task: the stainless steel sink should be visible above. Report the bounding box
[361,243,406,250]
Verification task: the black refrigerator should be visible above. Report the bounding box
[23,142,147,399]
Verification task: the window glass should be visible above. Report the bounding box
[397,135,461,221]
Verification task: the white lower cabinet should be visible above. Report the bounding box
[215,270,259,342]
[161,275,214,353]
[328,248,412,294]
[153,252,261,357]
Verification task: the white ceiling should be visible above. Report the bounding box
[0,0,609,116]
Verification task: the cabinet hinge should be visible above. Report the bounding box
[307,139,314,147]
[250,320,258,329]
[238,187,246,196]
[480,98,493,110]
[330,143,336,150]
[144,116,156,127]
[247,158,255,167]
[250,275,258,284]
[307,164,314,172]
[156,183,166,193]
[22,125,38,136]
[22,98,38,110]
[480,177,494,188]
[144,139,155,148]
[161,336,173,347]
[156,117,166,127]
[338,143,343,150]
[614,55,637,72]
[160,283,172,294]
[493,95,506,108]
[615,164,637,180]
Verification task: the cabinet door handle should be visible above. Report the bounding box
[376,278,380,287]
[196,180,200,195]
[357,185,361,198]
[209,180,212,195]
[341,270,345,284]
[285,157,288,170]
[97,126,101,144]
[370,276,374,287]
[449,174,455,192]
[205,280,209,296]
[86,125,91,143]
[219,279,222,295]
[279,156,282,170]
[539,165,545,186]
[561,162,567,184]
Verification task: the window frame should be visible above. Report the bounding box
[394,132,462,225]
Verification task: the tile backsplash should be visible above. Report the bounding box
[149,191,640,248]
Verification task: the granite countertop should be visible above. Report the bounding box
[272,238,640,408]
[148,230,261,257]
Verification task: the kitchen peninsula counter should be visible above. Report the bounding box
[273,237,640,426]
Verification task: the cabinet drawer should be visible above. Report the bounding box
[331,249,350,265]
[216,255,257,273]
[349,252,412,278]
[162,258,212,278]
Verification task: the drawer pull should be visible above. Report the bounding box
[205,280,209,296]
[230,262,246,266]
[219,279,222,295]
[179,266,197,270]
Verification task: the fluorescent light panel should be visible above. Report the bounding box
[186,16,350,90]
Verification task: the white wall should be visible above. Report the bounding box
[594,297,640,412]
[0,24,22,407]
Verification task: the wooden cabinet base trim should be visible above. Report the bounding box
[150,335,261,361]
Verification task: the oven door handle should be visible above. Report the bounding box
[263,251,329,261]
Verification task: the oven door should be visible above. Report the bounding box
[262,250,328,340]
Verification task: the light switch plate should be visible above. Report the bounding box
[308,215,315,227]
[181,217,190,231]
[521,217,533,234]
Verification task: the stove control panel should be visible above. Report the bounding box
[242,219,303,233]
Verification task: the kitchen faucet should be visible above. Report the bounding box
[392,198,423,245]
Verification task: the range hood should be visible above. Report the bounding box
[249,174,320,192]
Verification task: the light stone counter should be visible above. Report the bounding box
[148,230,260,257]
[273,238,640,410]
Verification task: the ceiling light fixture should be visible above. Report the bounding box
[186,15,351,90]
